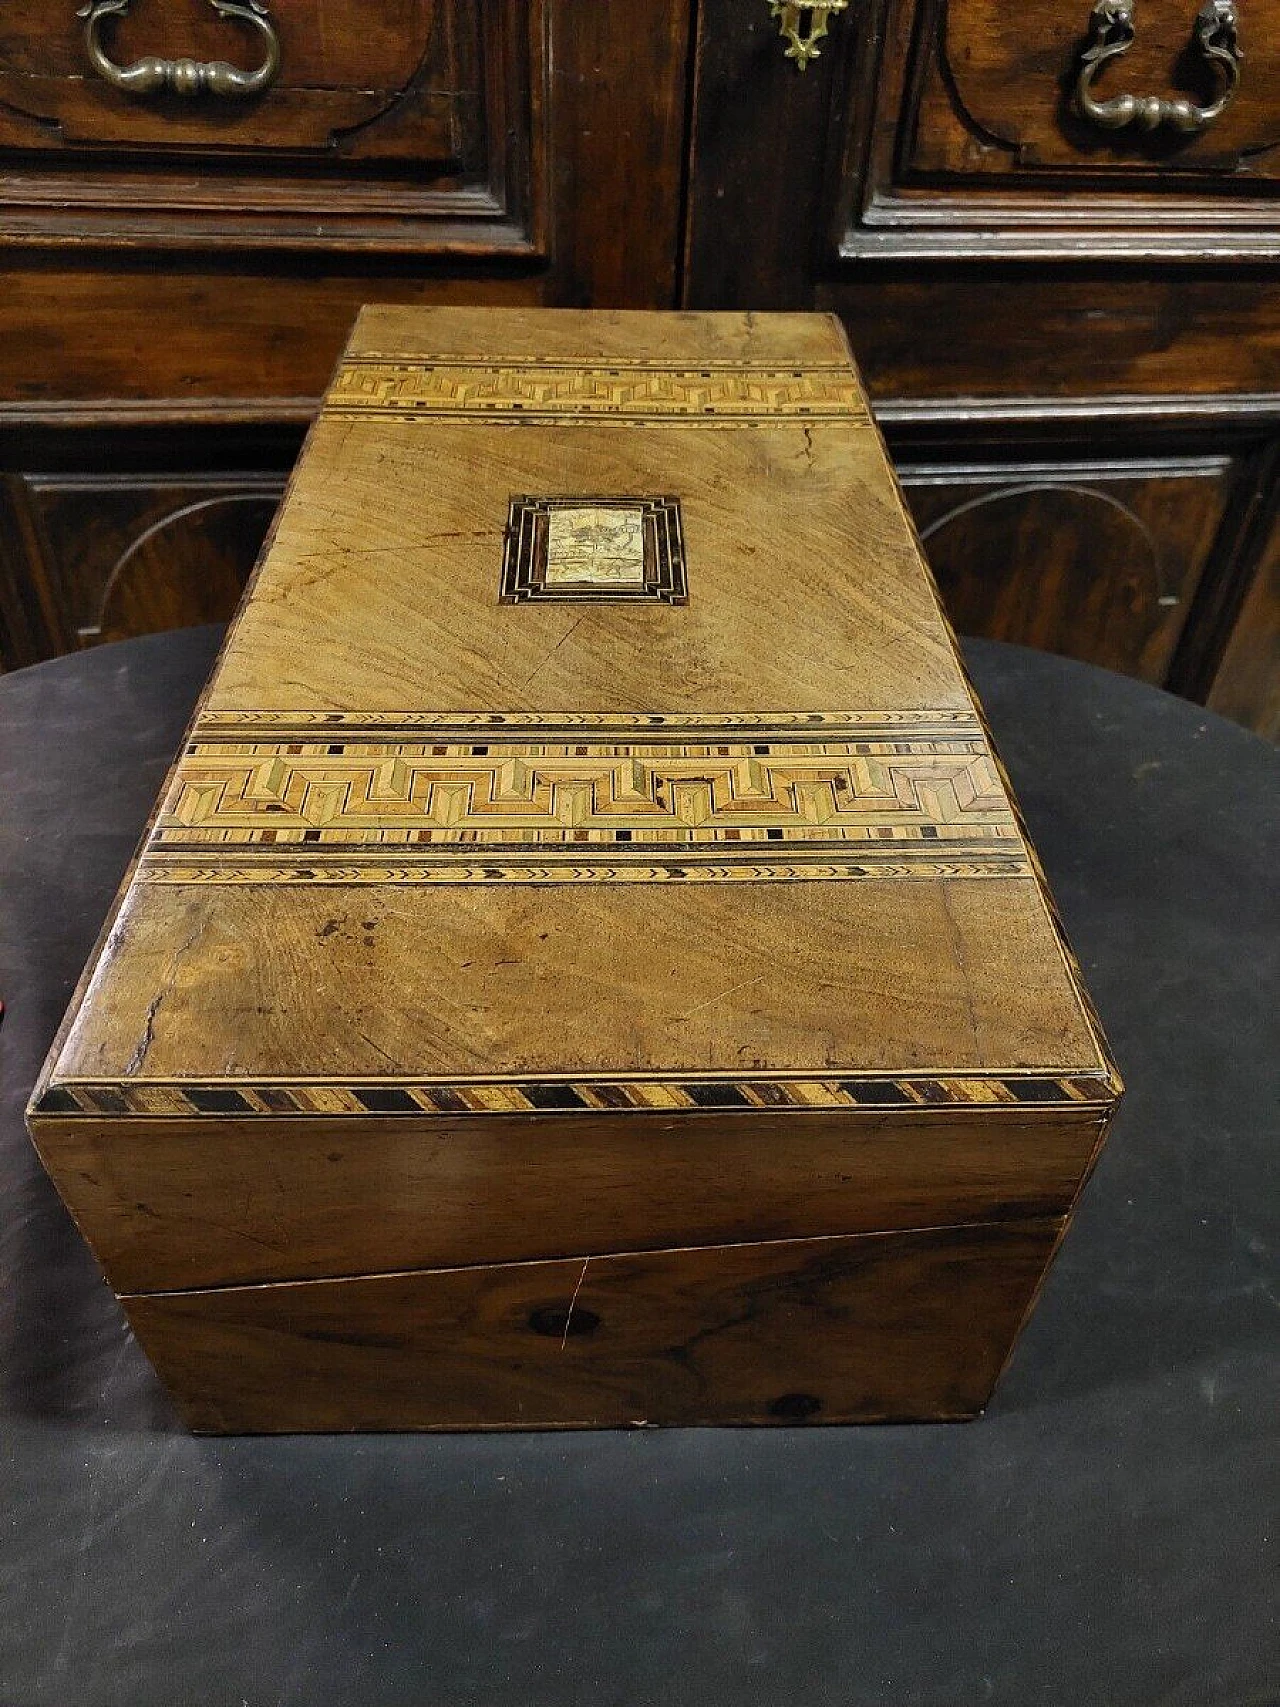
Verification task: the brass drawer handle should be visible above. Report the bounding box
[1075,0,1242,134]
[77,0,280,98]
[767,0,849,70]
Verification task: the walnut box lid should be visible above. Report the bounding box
[28,308,1121,1301]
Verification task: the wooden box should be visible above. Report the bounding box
[27,308,1122,1432]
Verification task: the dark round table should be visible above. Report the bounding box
[1,628,1276,1707]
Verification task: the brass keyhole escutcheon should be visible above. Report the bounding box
[767,0,850,70]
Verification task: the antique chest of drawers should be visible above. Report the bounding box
[27,307,1122,1432]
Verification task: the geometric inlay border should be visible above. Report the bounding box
[323,358,874,428]
[138,709,1032,884]
[34,1072,1119,1119]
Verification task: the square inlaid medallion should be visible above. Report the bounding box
[500,496,686,604]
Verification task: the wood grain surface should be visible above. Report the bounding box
[1206,491,1280,740]
[123,1219,1066,1431]
[46,875,1102,1086]
[32,1106,1107,1292]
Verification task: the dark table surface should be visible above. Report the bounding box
[1,628,1276,1707]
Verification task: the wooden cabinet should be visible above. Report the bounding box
[684,0,1279,734]
[0,0,1276,735]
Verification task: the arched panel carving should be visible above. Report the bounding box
[6,470,287,657]
[96,492,282,644]
[899,459,1237,683]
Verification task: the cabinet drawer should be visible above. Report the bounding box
[0,0,541,250]
[906,0,1276,181]
[846,0,1280,258]
[0,0,450,155]
[898,453,1238,684]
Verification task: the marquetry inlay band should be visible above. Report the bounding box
[324,358,873,426]
[193,710,984,733]
[35,1072,1118,1119]
[137,709,1030,884]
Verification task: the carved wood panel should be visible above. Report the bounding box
[0,0,451,152]
[836,0,1280,258]
[0,0,544,251]
[1,470,286,664]
[907,0,1279,179]
[898,456,1239,682]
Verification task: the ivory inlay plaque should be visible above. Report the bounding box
[544,505,647,587]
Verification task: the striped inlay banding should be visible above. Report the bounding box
[34,1073,1118,1119]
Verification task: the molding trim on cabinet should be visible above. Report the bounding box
[2,393,1276,436]
[0,399,322,431]
[874,394,1280,433]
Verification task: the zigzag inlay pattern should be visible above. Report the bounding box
[324,359,872,425]
[138,859,1031,886]
[140,711,1028,884]
[193,710,984,734]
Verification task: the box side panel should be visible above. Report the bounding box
[123,1218,1065,1432]
[30,1105,1104,1292]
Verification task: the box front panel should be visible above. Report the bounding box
[125,1218,1065,1432]
[31,1105,1107,1292]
